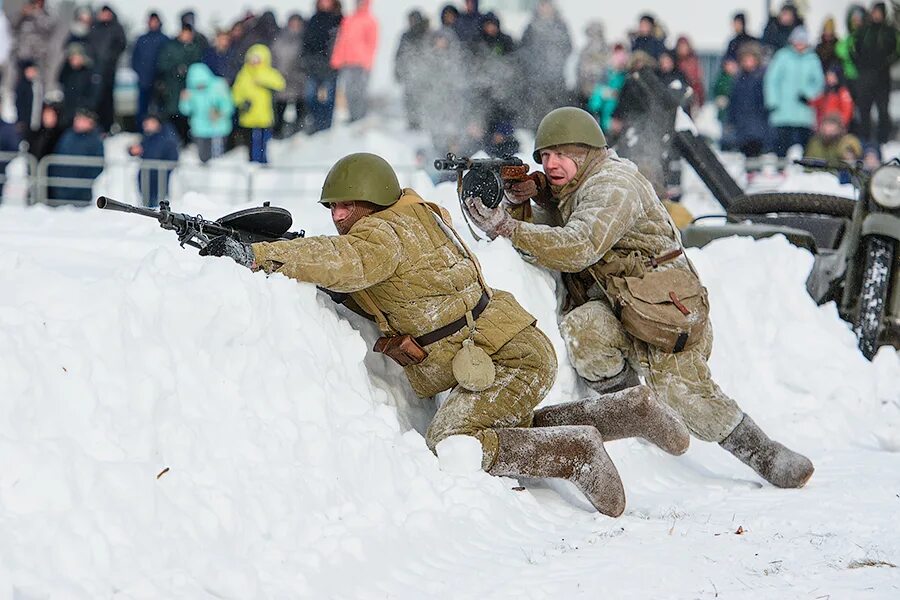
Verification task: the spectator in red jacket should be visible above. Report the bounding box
[810,65,854,129]
[674,35,705,112]
[331,0,379,122]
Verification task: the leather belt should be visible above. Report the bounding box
[416,291,490,347]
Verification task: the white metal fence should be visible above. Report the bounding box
[0,151,424,208]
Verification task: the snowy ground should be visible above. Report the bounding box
[1,119,899,598]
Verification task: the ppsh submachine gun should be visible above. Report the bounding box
[434,153,541,209]
[96,196,305,250]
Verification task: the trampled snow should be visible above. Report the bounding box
[1,122,899,598]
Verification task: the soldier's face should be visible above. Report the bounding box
[331,202,376,235]
[541,150,578,186]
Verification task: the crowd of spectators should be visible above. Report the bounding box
[0,0,896,206]
[1,0,379,204]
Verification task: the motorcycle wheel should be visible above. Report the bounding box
[727,193,856,219]
[855,236,895,361]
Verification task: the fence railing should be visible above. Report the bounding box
[11,153,424,208]
[4,149,808,209]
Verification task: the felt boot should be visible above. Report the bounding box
[719,414,814,488]
[489,426,626,517]
[533,385,690,456]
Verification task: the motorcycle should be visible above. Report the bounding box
[684,158,900,360]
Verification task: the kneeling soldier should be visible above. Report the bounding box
[463,108,814,489]
[202,152,690,515]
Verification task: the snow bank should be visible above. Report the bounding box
[1,120,898,596]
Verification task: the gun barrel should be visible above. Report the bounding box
[433,156,524,171]
[434,158,467,171]
[96,196,162,219]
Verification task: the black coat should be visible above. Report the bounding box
[87,17,127,77]
[58,65,101,125]
[725,33,759,61]
[853,22,900,74]
[26,123,64,162]
[762,13,802,51]
[302,11,342,78]
[15,78,43,132]
[631,35,666,60]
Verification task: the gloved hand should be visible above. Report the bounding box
[199,235,256,268]
[239,100,252,114]
[503,172,548,205]
[463,197,517,240]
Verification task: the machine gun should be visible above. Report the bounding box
[434,153,539,209]
[96,196,305,250]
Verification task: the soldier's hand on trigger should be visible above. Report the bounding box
[503,178,537,205]
[504,171,549,206]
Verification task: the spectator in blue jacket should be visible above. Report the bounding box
[131,12,169,126]
[631,14,666,60]
[128,114,179,206]
[728,42,770,157]
[202,29,239,84]
[48,109,104,203]
[764,26,825,156]
[179,63,234,163]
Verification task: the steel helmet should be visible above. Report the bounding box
[532,107,608,162]
[320,153,402,207]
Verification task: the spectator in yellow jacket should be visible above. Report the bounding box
[232,44,286,163]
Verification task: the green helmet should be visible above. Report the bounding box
[532,107,607,162]
[320,153,402,207]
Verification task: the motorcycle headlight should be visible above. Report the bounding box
[871,166,900,209]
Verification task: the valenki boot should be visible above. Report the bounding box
[719,414,815,488]
[489,426,626,517]
[533,385,691,456]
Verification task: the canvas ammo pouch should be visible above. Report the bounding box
[598,249,710,353]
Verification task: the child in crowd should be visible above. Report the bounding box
[179,63,234,164]
[810,65,854,130]
[129,114,179,207]
[232,44,285,164]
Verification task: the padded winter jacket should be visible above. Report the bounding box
[232,44,286,129]
[508,151,691,282]
[179,63,234,139]
[764,46,824,128]
[330,0,378,71]
[252,189,536,398]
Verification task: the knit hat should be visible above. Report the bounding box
[788,26,809,46]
